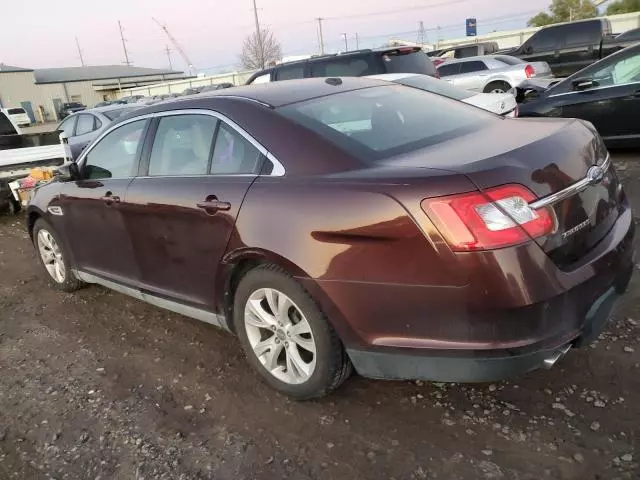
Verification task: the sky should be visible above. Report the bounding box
[3,0,555,74]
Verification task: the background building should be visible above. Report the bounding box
[0,64,187,123]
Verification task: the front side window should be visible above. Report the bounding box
[528,28,557,52]
[58,116,77,136]
[75,114,95,136]
[210,123,263,175]
[83,120,146,179]
[280,85,492,161]
[148,115,217,176]
[251,72,272,84]
[460,61,488,74]
[591,52,640,87]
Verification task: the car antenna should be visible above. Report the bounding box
[325,77,343,86]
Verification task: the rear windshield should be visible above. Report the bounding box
[279,85,492,161]
[395,74,474,101]
[382,50,437,76]
[0,112,18,135]
[494,55,524,65]
[7,108,25,115]
[103,108,135,121]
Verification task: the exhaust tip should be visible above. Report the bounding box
[543,345,571,369]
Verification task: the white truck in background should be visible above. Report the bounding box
[0,110,69,215]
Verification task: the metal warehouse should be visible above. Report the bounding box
[0,64,187,123]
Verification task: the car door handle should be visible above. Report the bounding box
[634,90,640,98]
[197,197,231,214]
[100,192,120,205]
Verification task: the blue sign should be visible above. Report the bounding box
[466,18,477,37]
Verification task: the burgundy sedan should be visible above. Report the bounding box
[27,78,634,399]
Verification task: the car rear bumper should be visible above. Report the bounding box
[346,279,627,382]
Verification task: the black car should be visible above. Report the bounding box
[59,102,86,119]
[517,43,640,147]
[246,46,438,84]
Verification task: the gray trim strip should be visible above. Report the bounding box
[76,108,285,177]
[548,80,640,98]
[529,154,611,210]
[74,270,228,330]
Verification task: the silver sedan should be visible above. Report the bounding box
[436,55,553,93]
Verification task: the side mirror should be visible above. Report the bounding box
[55,162,80,182]
[572,78,598,91]
[522,45,533,54]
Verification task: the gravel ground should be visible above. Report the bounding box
[0,152,639,479]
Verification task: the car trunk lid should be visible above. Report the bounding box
[379,118,621,267]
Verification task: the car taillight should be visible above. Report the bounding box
[525,64,535,78]
[421,184,555,251]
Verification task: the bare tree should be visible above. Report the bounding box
[240,28,282,70]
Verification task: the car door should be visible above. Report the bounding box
[58,118,149,284]
[448,60,489,91]
[69,113,102,159]
[560,49,640,141]
[436,62,462,83]
[124,111,268,310]
[57,115,77,139]
[519,26,560,73]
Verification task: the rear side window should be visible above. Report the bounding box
[7,108,25,115]
[0,112,18,135]
[210,123,263,175]
[383,51,437,76]
[75,114,95,136]
[310,57,378,77]
[280,85,492,161]
[437,63,461,77]
[277,64,305,80]
[148,114,218,176]
[460,61,488,74]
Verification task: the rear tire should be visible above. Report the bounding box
[233,264,352,400]
[483,81,511,94]
[33,218,84,292]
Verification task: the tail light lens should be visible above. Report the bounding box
[421,184,555,251]
[525,64,535,78]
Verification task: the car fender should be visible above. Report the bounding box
[483,73,514,89]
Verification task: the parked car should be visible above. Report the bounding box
[182,86,204,95]
[4,107,31,127]
[59,102,86,119]
[246,46,439,84]
[614,27,640,42]
[503,18,636,77]
[429,41,500,60]
[369,73,518,116]
[517,43,640,147]
[437,55,553,93]
[27,77,633,399]
[56,104,140,159]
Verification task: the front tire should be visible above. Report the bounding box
[483,81,511,94]
[233,264,352,400]
[33,219,83,292]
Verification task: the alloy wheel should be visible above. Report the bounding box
[37,229,66,283]
[244,288,317,384]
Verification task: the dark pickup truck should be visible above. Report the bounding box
[503,18,637,77]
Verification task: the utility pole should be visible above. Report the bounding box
[75,36,85,66]
[118,20,132,66]
[342,33,348,51]
[316,17,325,55]
[251,0,264,69]
[419,21,426,47]
[355,32,359,49]
[165,45,173,70]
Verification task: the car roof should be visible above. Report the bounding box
[194,77,390,108]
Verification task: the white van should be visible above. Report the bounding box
[5,107,31,127]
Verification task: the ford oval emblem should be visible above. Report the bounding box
[587,165,605,185]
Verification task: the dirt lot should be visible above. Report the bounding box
[0,154,639,480]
